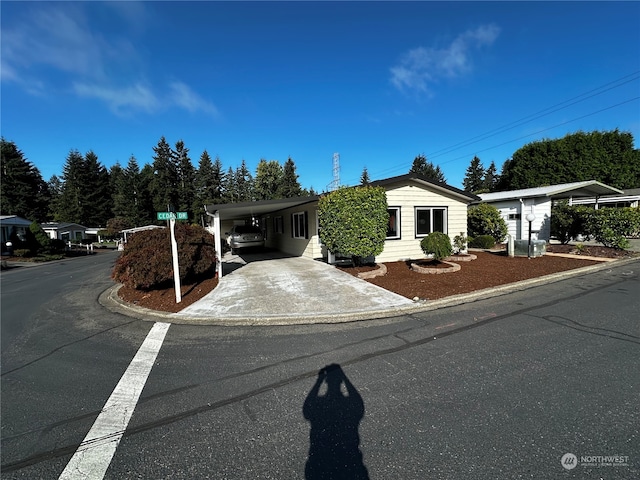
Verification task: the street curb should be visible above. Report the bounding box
[100,256,639,326]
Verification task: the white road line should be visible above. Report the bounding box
[59,322,170,480]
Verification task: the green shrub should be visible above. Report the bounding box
[453,232,468,253]
[29,221,52,254]
[318,186,388,265]
[468,235,495,249]
[550,203,590,244]
[584,207,640,250]
[420,232,452,261]
[467,203,508,243]
[112,224,216,290]
[12,249,32,258]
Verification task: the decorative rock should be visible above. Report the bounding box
[410,260,461,274]
[357,263,387,279]
[444,254,477,262]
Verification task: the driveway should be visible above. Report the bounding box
[175,251,417,324]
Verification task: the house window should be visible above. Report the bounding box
[387,207,401,240]
[274,216,284,234]
[508,213,521,220]
[415,207,447,237]
[292,211,308,239]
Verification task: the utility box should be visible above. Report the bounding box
[509,239,546,257]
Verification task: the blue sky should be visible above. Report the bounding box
[2,1,639,192]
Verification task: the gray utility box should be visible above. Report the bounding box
[509,239,546,257]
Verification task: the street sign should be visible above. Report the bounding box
[157,212,188,220]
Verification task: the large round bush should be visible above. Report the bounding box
[467,203,508,244]
[112,224,216,290]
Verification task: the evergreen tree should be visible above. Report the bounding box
[110,162,127,218]
[462,156,485,193]
[174,140,196,218]
[82,150,111,226]
[1,138,50,221]
[409,154,446,183]
[223,166,237,203]
[54,149,85,223]
[235,160,254,202]
[193,151,224,215]
[150,136,179,213]
[281,157,303,198]
[497,129,640,190]
[360,166,371,185]
[137,164,155,225]
[483,160,498,192]
[254,159,284,200]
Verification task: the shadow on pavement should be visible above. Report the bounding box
[303,364,369,480]
[221,248,302,275]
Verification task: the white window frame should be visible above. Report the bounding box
[415,207,447,237]
[292,211,307,239]
[386,207,401,240]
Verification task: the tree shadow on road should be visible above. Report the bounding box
[303,363,369,480]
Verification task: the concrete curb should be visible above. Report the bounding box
[100,256,639,326]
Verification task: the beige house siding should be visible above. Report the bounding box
[376,181,469,263]
[263,205,322,259]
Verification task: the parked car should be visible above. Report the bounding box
[226,225,264,253]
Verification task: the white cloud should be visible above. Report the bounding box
[391,24,500,94]
[74,81,220,118]
[169,82,220,117]
[74,82,160,115]
[2,3,218,118]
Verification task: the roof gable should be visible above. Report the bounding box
[478,181,624,203]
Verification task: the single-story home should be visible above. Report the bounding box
[476,180,624,241]
[204,173,480,277]
[120,225,166,243]
[0,215,34,255]
[40,222,88,242]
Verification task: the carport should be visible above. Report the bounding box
[204,196,319,278]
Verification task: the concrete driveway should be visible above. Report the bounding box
[175,251,417,324]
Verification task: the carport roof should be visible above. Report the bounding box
[477,180,624,203]
[205,195,320,221]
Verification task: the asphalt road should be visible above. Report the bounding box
[1,252,638,479]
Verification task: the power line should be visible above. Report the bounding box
[352,72,640,184]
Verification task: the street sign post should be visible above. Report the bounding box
[156,211,188,303]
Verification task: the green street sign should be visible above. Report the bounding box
[157,212,188,220]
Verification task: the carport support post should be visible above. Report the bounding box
[213,211,223,279]
[170,217,182,303]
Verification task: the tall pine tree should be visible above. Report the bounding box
[254,159,284,200]
[1,138,50,222]
[409,154,446,183]
[281,157,302,198]
[150,136,178,213]
[462,156,485,193]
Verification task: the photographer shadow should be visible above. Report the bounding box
[303,364,369,480]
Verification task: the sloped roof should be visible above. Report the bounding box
[40,222,88,230]
[370,173,481,203]
[204,173,479,222]
[0,215,34,226]
[478,181,623,203]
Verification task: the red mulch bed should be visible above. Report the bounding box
[118,276,219,313]
[353,251,602,300]
[115,246,636,312]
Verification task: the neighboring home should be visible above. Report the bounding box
[570,187,640,209]
[40,222,88,242]
[120,225,166,243]
[476,181,624,241]
[204,173,479,277]
[0,215,34,255]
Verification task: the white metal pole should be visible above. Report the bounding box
[170,217,182,303]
